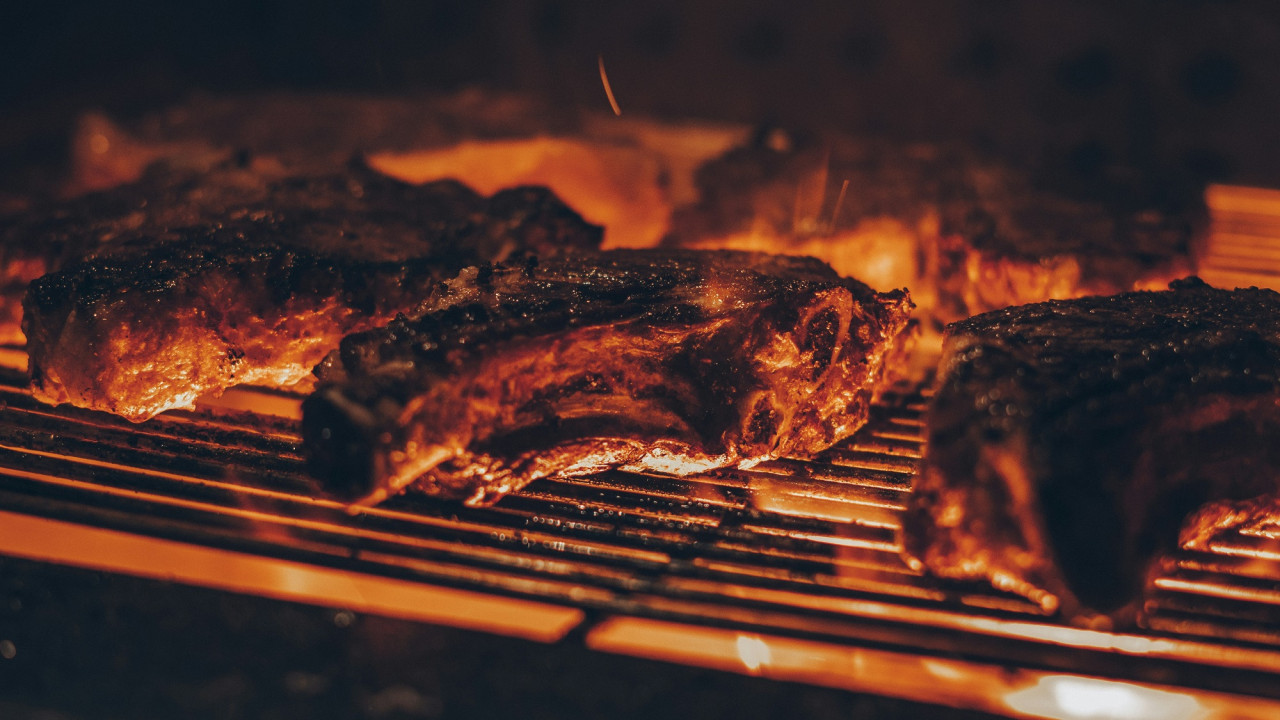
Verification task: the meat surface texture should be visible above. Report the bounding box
[303,249,914,507]
[22,163,601,421]
[1,160,294,344]
[902,278,1280,625]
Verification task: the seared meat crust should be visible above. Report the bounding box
[303,249,913,507]
[23,164,601,420]
[903,278,1280,624]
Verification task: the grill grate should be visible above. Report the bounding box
[3,362,1280,717]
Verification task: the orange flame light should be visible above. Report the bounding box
[735,634,772,674]
[368,138,671,249]
[1004,675,1203,720]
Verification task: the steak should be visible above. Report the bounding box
[1,159,285,344]
[668,133,953,305]
[934,164,1196,325]
[902,278,1280,625]
[302,249,913,507]
[22,162,602,421]
[669,131,1197,329]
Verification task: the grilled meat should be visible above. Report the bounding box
[902,278,1280,624]
[669,133,956,294]
[23,163,602,421]
[0,159,286,344]
[934,165,1195,325]
[669,132,1196,328]
[303,249,914,507]
[67,93,748,249]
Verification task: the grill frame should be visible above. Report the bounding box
[3,361,1280,717]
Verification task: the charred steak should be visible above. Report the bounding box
[1,160,292,344]
[902,278,1280,624]
[23,163,601,421]
[303,249,913,507]
[669,132,1196,328]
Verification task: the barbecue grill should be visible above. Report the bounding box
[4,333,1280,719]
[8,2,1280,718]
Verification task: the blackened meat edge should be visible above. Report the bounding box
[902,278,1280,625]
[303,249,914,507]
[22,164,602,421]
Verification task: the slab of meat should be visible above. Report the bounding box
[668,132,958,300]
[10,88,738,344]
[669,131,1198,330]
[2,155,344,343]
[933,163,1197,325]
[22,163,601,421]
[303,249,914,507]
[902,278,1280,625]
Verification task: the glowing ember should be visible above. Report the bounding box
[597,54,623,117]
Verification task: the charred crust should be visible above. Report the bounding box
[305,249,913,506]
[745,398,780,447]
[802,307,842,380]
[909,280,1280,621]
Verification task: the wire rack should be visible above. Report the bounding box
[1,359,1280,719]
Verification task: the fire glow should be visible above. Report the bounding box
[1004,675,1203,720]
[368,138,670,248]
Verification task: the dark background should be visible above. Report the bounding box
[2,2,1277,718]
[0,555,999,720]
[3,1,1280,188]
